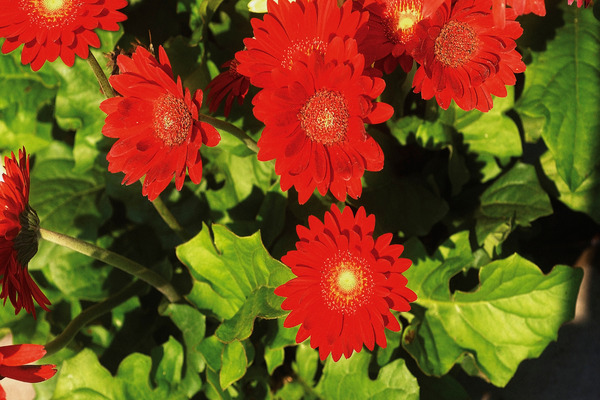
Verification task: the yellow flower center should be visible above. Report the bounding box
[42,0,65,11]
[20,0,80,28]
[298,89,349,146]
[153,94,192,147]
[384,0,423,44]
[321,252,374,314]
[434,20,479,68]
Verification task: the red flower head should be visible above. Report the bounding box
[0,344,56,395]
[411,0,526,112]
[492,0,546,28]
[236,0,369,89]
[275,204,417,361]
[568,0,592,7]
[100,46,221,201]
[253,37,393,203]
[0,0,127,71]
[0,149,50,317]
[353,0,444,74]
[206,58,250,117]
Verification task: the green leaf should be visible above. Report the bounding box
[152,336,184,392]
[402,234,583,386]
[315,352,419,400]
[176,224,293,341]
[443,90,522,182]
[264,319,299,374]
[293,342,319,386]
[518,4,600,190]
[53,349,116,400]
[161,303,206,396]
[220,340,247,390]
[476,162,553,254]
[541,151,600,223]
[0,45,57,153]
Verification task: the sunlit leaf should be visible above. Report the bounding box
[316,351,419,400]
[176,224,293,342]
[518,4,600,190]
[402,233,583,386]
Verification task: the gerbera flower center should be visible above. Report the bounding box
[434,20,479,68]
[298,89,349,146]
[384,0,423,44]
[321,251,374,314]
[153,93,192,147]
[282,38,327,70]
[19,0,81,29]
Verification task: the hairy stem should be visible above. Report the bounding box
[87,51,115,98]
[151,195,190,241]
[39,228,181,303]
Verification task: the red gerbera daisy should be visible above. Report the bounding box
[353,0,444,74]
[0,0,127,71]
[411,0,526,112]
[100,46,221,201]
[236,0,369,89]
[0,149,50,317]
[275,204,417,361]
[253,37,393,203]
[0,344,56,397]
[206,58,250,117]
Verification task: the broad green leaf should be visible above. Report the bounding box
[50,29,123,171]
[220,340,247,390]
[541,151,600,223]
[316,351,419,400]
[199,335,225,372]
[402,234,583,386]
[442,90,521,182]
[293,342,319,386]
[161,303,206,396]
[53,346,192,400]
[476,162,553,254]
[153,336,184,392]
[53,349,116,400]
[264,319,298,374]
[176,224,293,341]
[518,4,600,190]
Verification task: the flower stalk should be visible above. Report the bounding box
[39,228,181,303]
[87,51,116,98]
[151,195,190,241]
[44,281,147,356]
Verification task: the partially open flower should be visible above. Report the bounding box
[0,148,50,317]
[206,58,250,117]
[275,204,417,361]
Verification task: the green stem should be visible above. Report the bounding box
[39,228,181,303]
[151,195,189,242]
[198,114,259,153]
[87,51,115,98]
[44,281,146,356]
